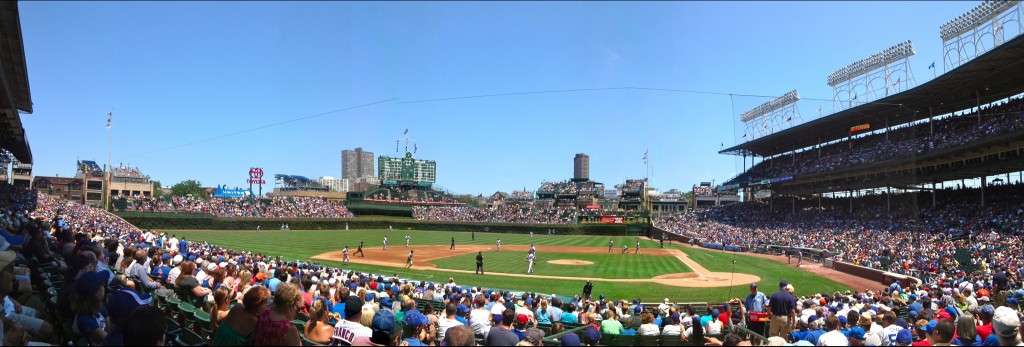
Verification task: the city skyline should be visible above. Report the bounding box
[18,1,974,194]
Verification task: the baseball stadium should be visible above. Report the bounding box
[4,1,1024,346]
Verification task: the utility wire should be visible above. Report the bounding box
[126,98,398,158]
[120,85,913,159]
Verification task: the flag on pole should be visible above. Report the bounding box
[414,143,418,153]
[106,112,112,128]
[928,62,936,70]
[403,128,409,135]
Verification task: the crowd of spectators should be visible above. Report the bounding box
[655,183,1024,285]
[120,195,353,218]
[364,188,462,206]
[0,182,1022,346]
[730,97,1024,186]
[412,205,580,225]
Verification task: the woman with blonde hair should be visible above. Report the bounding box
[303,299,334,344]
[234,269,253,303]
[253,283,302,346]
[213,285,270,346]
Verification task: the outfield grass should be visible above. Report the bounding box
[170,229,849,302]
[431,251,691,279]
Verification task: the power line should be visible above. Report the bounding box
[120,85,909,159]
[125,98,398,158]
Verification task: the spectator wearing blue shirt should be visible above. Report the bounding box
[745,283,769,334]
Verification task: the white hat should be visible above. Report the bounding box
[992,306,1021,339]
[766,336,787,346]
[206,263,217,272]
[172,255,184,265]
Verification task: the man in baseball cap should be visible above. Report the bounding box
[403,310,430,346]
[991,306,1022,346]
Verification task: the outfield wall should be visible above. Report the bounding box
[117,212,649,236]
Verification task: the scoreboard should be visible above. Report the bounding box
[378,152,436,187]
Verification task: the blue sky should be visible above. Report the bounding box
[18,1,973,195]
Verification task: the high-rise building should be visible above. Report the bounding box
[341,147,375,179]
[573,153,590,181]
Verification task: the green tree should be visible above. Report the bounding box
[171,179,206,199]
[151,180,163,199]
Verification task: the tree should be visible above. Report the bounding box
[171,179,206,199]
[151,180,164,199]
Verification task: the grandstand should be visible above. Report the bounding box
[0,2,32,167]
[536,179,605,208]
[720,30,1024,209]
[615,179,647,211]
[274,174,329,192]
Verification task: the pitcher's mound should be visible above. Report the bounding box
[547,259,593,266]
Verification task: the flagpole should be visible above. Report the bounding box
[105,112,112,211]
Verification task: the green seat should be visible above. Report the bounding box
[192,310,213,342]
[605,334,636,346]
[661,335,684,346]
[178,302,198,315]
[293,319,307,331]
[173,328,207,346]
[637,335,662,346]
[177,302,198,327]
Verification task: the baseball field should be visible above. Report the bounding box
[169,228,860,302]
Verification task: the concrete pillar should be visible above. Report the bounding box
[931,182,937,207]
[981,176,986,206]
[886,187,891,213]
[849,190,854,213]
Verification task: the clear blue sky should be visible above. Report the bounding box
[19,1,972,195]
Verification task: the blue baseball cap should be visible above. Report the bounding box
[372,309,395,333]
[371,310,395,345]
[896,328,913,345]
[846,326,866,340]
[560,332,581,346]
[921,319,937,333]
[405,310,429,327]
[378,297,392,309]
[457,304,470,316]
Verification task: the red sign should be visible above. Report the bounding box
[599,215,624,224]
[248,167,266,184]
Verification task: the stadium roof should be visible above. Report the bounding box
[0,2,32,164]
[721,33,1024,158]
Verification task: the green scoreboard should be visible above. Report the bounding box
[378,152,436,188]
